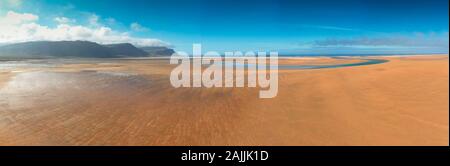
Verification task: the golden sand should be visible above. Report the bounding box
[0,55,448,145]
[0,72,12,88]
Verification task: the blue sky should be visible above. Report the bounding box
[0,0,448,55]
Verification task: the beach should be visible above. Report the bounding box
[0,55,448,145]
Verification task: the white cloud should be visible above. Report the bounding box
[105,18,117,25]
[314,32,449,48]
[290,32,450,54]
[299,24,356,31]
[0,11,169,47]
[0,0,23,8]
[130,22,149,32]
[88,14,100,27]
[54,17,74,24]
[0,11,38,25]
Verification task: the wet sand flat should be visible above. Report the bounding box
[0,55,448,145]
[0,72,13,88]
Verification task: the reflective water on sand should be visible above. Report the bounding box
[278,59,389,69]
[223,58,388,69]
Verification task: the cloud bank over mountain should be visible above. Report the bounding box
[0,11,169,47]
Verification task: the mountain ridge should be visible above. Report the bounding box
[0,41,175,59]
